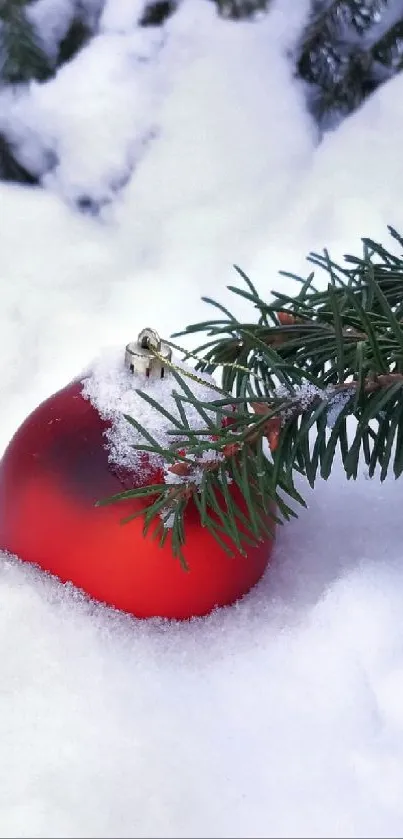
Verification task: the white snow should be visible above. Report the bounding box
[2,0,403,836]
[27,0,77,61]
[100,0,151,32]
[82,346,222,479]
[0,27,165,206]
[273,379,356,428]
[28,0,104,48]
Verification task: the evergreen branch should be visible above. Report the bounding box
[99,228,403,564]
[214,0,270,19]
[0,1,52,83]
[296,0,402,126]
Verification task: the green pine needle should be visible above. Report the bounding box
[97,227,403,566]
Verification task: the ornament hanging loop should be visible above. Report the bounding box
[138,328,161,351]
[125,328,172,379]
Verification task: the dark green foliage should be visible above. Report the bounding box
[0,134,39,183]
[100,228,403,562]
[57,16,91,66]
[0,0,52,83]
[0,1,50,183]
[140,1,178,26]
[0,0,99,186]
[297,0,403,127]
[214,0,270,18]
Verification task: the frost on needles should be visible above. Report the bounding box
[97,227,403,565]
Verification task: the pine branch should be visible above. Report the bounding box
[213,0,271,19]
[139,2,178,27]
[296,0,403,126]
[98,227,403,562]
[0,133,38,183]
[0,0,52,84]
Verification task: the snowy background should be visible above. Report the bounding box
[2,0,403,836]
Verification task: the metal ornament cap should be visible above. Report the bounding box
[125,328,172,379]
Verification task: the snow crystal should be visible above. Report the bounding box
[81,345,222,479]
[325,385,354,429]
[294,382,323,410]
[163,448,225,485]
[274,380,323,423]
[273,380,356,429]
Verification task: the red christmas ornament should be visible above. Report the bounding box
[0,330,274,620]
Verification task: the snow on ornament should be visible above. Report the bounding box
[0,328,274,620]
